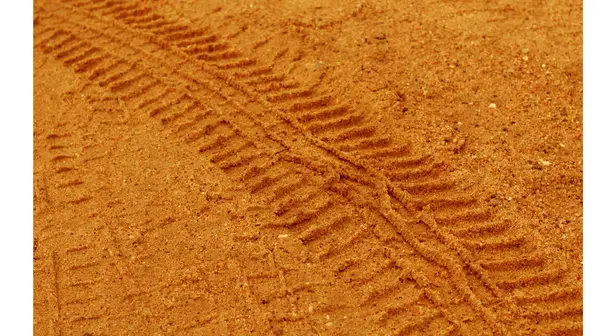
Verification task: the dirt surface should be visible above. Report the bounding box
[33,0,583,335]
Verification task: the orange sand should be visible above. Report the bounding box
[34,0,582,335]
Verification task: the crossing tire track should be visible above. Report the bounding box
[35,1,582,335]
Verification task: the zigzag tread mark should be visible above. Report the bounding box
[244,73,285,85]
[266,88,313,103]
[265,175,310,203]
[338,135,392,152]
[122,13,162,25]
[101,3,138,17]
[296,104,349,123]
[306,113,364,135]
[161,29,210,42]
[182,42,229,56]
[326,125,379,143]
[493,264,566,289]
[35,4,580,334]
[521,302,582,319]
[263,194,334,229]
[535,320,582,336]
[513,285,582,304]
[84,1,124,12]
[96,62,134,86]
[41,34,78,54]
[150,24,189,36]
[209,139,253,163]
[434,207,493,226]
[298,214,351,244]
[130,18,172,30]
[254,80,300,94]
[217,58,258,70]
[447,217,509,238]
[227,63,272,78]
[114,8,152,20]
[177,34,219,48]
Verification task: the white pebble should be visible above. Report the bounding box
[488,103,497,109]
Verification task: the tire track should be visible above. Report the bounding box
[35,1,582,334]
[36,127,256,335]
[43,128,91,207]
[40,219,226,336]
[34,12,480,333]
[34,116,144,335]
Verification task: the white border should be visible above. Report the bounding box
[0,1,590,335]
[0,1,33,335]
[583,0,597,334]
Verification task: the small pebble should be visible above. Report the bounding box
[488,103,497,109]
[457,121,463,125]
[522,55,529,61]
[489,198,501,207]
[539,159,552,166]
[278,234,289,239]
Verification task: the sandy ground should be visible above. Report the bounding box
[33,0,582,335]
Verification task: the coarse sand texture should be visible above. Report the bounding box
[34,0,583,335]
